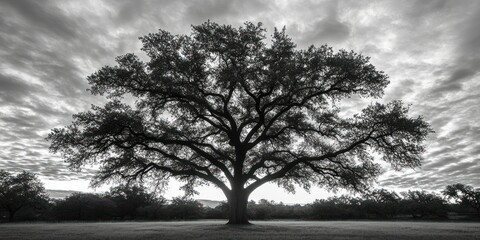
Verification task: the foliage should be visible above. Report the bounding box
[0,170,49,222]
[136,201,167,220]
[400,190,448,219]
[52,193,117,221]
[204,201,229,219]
[248,200,308,220]
[2,181,479,221]
[106,184,159,219]
[443,183,480,216]
[362,188,400,218]
[308,195,364,219]
[165,197,205,220]
[47,21,432,223]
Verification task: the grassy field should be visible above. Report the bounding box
[0,220,479,240]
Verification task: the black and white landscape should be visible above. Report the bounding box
[0,0,479,239]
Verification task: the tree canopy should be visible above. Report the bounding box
[48,21,432,224]
[0,170,48,222]
[53,193,116,221]
[444,183,480,216]
[106,184,157,219]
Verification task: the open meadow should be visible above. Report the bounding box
[0,220,479,240]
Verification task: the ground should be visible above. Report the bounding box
[0,220,479,240]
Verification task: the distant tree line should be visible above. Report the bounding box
[1,170,479,222]
[206,188,479,221]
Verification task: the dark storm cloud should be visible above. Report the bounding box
[288,0,351,47]
[424,1,480,99]
[456,3,480,57]
[0,73,41,105]
[115,0,150,24]
[184,0,271,24]
[403,0,450,21]
[306,1,350,43]
[311,17,350,43]
[428,60,480,98]
[185,0,236,22]
[1,114,49,130]
[1,0,79,40]
[384,79,415,101]
[107,0,173,32]
[0,0,479,195]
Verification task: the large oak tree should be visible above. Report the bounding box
[48,22,432,224]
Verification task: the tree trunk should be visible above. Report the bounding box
[227,189,250,224]
[7,209,16,222]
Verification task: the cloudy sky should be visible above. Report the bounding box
[1,0,479,203]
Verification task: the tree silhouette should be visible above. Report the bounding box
[0,170,48,222]
[53,193,116,220]
[167,197,204,220]
[106,184,156,219]
[363,189,400,218]
[444,183,480,217]
[401,190,447,218]
[47,21,432,224]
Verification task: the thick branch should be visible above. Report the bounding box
[245,130,375,193]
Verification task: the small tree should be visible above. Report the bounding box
[106,184,156,219]
[167,197,204,220]
[0,170,48,222]
[363,189,400,218]
[443,183,480,217]
[48,21,432,224]
[401,190,447,219]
